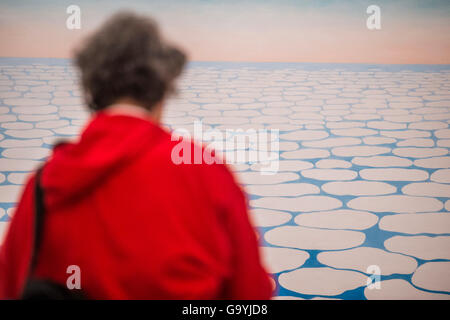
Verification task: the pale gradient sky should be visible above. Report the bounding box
[0,0,449,64]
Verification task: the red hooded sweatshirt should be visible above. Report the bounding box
[0,112,272,299]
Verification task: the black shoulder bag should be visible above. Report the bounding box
[21,167,86,300]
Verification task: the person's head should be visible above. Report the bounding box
[74,11,186,117]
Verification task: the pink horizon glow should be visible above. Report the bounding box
[1,4,449,64]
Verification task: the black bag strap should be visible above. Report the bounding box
[29,166,45,276]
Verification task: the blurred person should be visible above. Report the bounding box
[0,11,272,299]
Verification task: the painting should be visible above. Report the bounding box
[0,0,449,299]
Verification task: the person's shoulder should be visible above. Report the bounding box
[160,132,239,178]
[151,130,225,168]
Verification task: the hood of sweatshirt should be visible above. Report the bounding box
[41,112,167,209]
